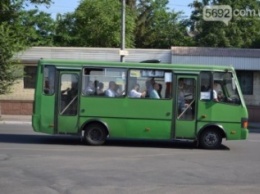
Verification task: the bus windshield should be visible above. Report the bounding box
[213,72,241,104]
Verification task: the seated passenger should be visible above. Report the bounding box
[145,78,155,97]
[84,81,95,95]
[213,82,219,102]
[150,83,160,99]
[105,81,118,97]
[157,83,162,98]
[97,82,104,95]
[218,91,224,102]
[130,83,146,98]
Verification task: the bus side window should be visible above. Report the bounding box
[43,66,55,95]
[83,67,126,97]
[200,72,211,100]
[127,69,172,99]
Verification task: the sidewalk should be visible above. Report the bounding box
[0,115,31,125]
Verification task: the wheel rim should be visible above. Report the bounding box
[204,131,219,146]
[89,128,102,141]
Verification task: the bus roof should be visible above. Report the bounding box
[38,59,235,72]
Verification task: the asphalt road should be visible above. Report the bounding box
[0,124,260,194]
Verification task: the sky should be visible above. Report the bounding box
[28,0,194,19]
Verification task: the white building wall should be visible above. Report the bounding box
[172,56,260,70]
[17,47,171,64]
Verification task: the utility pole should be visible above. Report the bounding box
[120,0,126,62]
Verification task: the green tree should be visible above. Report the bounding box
[54,0,192,48]
[55,0,136,48]
[0,0,52,95]
[135,0,193,48]
[54,12,78,46]
[188,0,260,48]
[19,9,55,46]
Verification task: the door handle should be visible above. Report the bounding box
[166,112,171,116]
[81,109,85,113]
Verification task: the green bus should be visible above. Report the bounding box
[32,59,248,149]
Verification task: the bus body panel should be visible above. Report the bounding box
[196,122,248,140]
[40,95,56,134]
[79,97,173,139]
[79,117,172,139]
[32,65,56,135]
[197,101,248,140]
[197,101,248,122]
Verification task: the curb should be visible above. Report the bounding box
[0,121,31,125]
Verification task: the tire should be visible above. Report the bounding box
[84,123,107,145]
[199,129,222,149]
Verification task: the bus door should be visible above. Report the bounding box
[56,71,80,134]
[174,75,198,139]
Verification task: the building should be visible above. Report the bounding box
[0,46,259,121]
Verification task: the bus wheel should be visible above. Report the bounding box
[84,123,107,145]
[199,129,222,149]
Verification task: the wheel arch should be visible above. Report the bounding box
[197,123,227,140]
[80,118,109,137]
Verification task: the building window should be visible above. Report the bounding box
[24,66,37,89]
[236,70,253,95]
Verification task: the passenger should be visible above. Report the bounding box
[145,78,155,97]
[157,83,162,98]
[97,82,104,95]
[178,79,185,114]
[84,81,95,95]
[218,91,224,102]
[105,81,118,97]
[130,83,146,98]
[201,84,210,92]
[213,82,219,102]
[150,83,160,99]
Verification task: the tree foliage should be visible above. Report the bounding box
[188,0,260,48]
[135,0,193,48]
[55,0,136,48]
[0,0,52,94]
[19,10,55,46]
